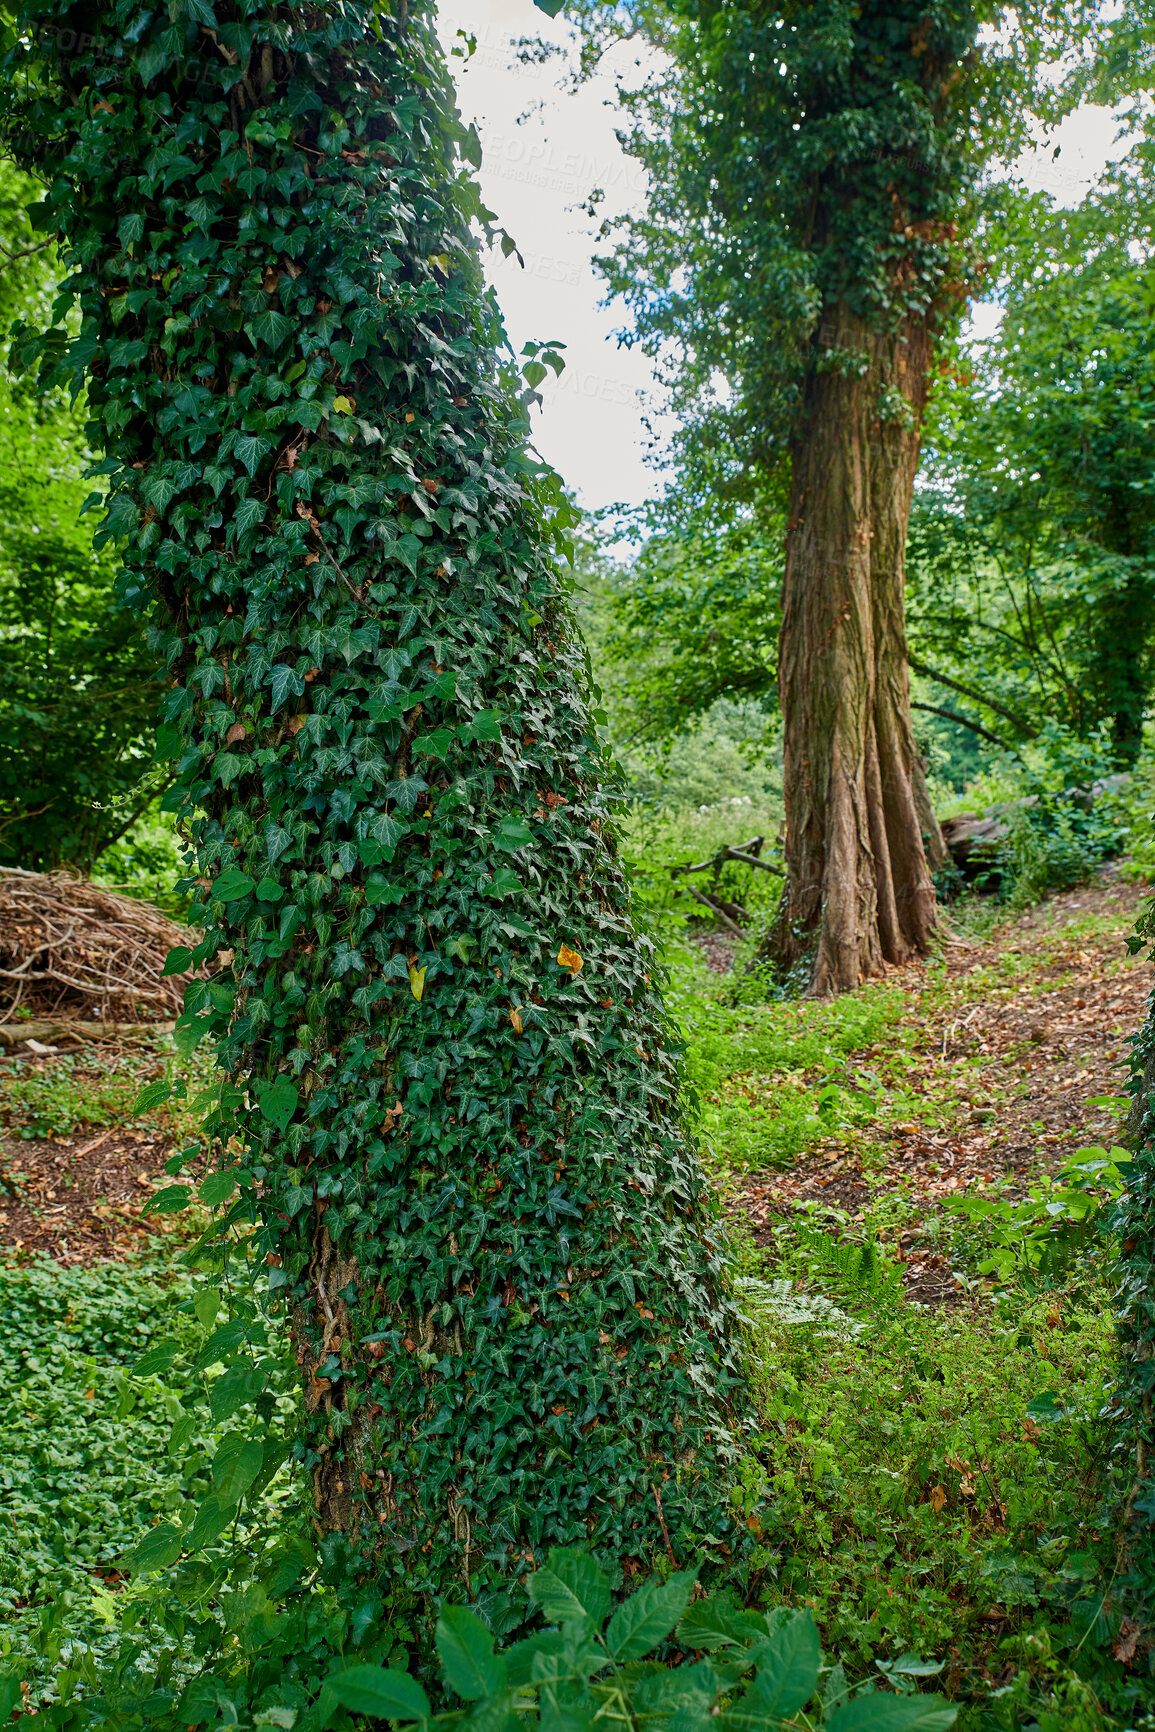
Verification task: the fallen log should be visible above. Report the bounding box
[0,1019,175,1048]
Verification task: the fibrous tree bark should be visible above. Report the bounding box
[774,307,941,993]
[3,0,748,1621]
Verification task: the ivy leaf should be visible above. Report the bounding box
[366,876,405,907]
[233,496,266,539]
[463,709,502,743]
[435,1605,506,1701]
[245,309,294,349]
[493,818,533,853]
[213,867,255,903]
[488,868,522,898]
[533,0,566,14]
[409,964,427,1001]
[161,945,194,977]
[256,1076,299,1133]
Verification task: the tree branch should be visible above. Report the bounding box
[911,701,1011,751]
[908,656,1037,737]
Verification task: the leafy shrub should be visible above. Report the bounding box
[943,1144,1130,1286]
[994,724,1128,906]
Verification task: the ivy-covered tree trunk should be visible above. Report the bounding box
[773,307,939,993]
[5,0,747,1612]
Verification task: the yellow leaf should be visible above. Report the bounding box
[509,1006,524,1034]
[428,252,450,273]
[332,394,355,414]
[408,964,426,1001]
[557,944,583,974]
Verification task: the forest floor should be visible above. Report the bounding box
[0,867,1152,1726]
[715,866,1149,1304]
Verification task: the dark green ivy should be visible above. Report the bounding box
[1,0,749,1619]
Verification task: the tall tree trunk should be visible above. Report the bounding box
[772,306,938,994]
[8,0,749,1621]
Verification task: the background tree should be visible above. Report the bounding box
[556,0,1107,991]
[0,160,163,872]
[1,0,748,1624]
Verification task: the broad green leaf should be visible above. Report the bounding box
[752,1610,820,1717]
[256,876,284,902]
[245,308,294,349]
[131,1520,183,1575]
[529,1548,610,1628]
[367,875,405,906]
[187,1494,235,1552]
[134,1080,173,1113]
[466,709,502,742]
[211,1433,264,1503]
[143,1184,192,1215]
[502,1630,565,1690]
[605,1569,697,1660]
[200,1169,239,1207]
[132,1340,179,1376]
[436,1605,506,1701]
[827,1696,958,1731]
[161,945,194,977]
[257,1076,299,1132]
[324,1664,431,1723]
[488,868,522,898]
[676,1595,763,1652]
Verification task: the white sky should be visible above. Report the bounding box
[437,1,1135,516]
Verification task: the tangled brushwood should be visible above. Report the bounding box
[0,867,192,1022]
[1,0,751,1628]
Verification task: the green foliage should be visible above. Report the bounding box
[1107,901,1155,1632]
[0,159,163,873]
[0,0,749,1629]
[943,1145,1131,1286]
[558,0,1100,512]
[1,1052,146,1139]
[907,151,1155,769]
[0,1257,210,1685]
[317,1548,958,1732]
[994,726,1129,908]
[738,1241,1130,1723]
[584,518,783,746]
[677,985,907,1173]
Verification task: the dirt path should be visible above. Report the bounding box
[730,868,1152,1300]
[0,1033,185,1263]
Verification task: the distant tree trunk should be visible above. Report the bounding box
[771,306,939,994]
[1087,557,1149,769]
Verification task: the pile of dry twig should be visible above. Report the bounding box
[0,867,193,1022]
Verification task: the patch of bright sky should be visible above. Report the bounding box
[437,1,1136,515]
